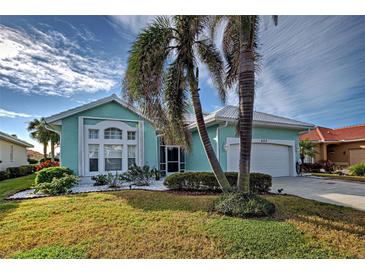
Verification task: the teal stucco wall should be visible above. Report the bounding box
[59,101,158,174]
[185,123,300,172]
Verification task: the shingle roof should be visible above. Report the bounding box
[0,131,33,148]
[300,124,365,142]
[189,105,314,129]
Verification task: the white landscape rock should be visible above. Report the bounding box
[7,177,168,200]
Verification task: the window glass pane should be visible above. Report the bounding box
[104,145,123,158]
[88,129,99,139]
[88,144,99,158]
[128,145,136,158]
[104,145,123,171]
[167,162,179,172]
[127,131,136,140]
[128,158,136,168]
[180,149,185,162]
[105,159,122,171]
[104,128,122,139]
[160,146,166,163]
[89,159,98,172]
[167,147,179,161]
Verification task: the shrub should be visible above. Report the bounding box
[40,158,59,163]
[91,172,121,188]
[28,158,38,164]
[348,162,365,176]
[214,192,276,218]
[35,166,73,185]
[35,160,59,171]
[0,171,9,181]
[120,164,155,186]
[4,165,35,178]
[164,172,272,193]
[34,174,79,195]
[91,174,111,186]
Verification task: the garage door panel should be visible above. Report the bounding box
[350,149,365,165]
[228,142,291,177]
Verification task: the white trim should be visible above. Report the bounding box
[45,94,153,124]
[78,117,84,176]
[138,120,144,166]
[216,121,228,162]
[225,138,297,176]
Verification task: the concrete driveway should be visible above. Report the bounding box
[272,176,365,211]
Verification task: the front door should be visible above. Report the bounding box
[166,146,180,174]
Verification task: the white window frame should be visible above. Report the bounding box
[88,129,99,139]
[83,120,138,176]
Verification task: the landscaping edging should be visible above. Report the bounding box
[311,173,365,184]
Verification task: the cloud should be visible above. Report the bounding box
[109,16,156,34]
[0,108,32,118]
[0,24,124,97]
[251,16,365,126]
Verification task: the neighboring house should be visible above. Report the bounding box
[27,149,44,161]
[45,94,313,177]
[300,125,365,166]
[0,131,33,171]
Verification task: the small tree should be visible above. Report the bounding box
[299,140,317,165]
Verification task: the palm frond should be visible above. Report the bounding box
[196,39,226,103]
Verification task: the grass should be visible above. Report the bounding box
[0,176,364,258]
[311,173,365,183]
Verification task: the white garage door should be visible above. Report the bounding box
[228,143,291,177]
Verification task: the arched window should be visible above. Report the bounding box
[104,127,122,139]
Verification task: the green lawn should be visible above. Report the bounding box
[0,175,364,258]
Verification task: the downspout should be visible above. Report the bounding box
[216,121,229,163]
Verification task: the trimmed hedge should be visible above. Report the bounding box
[0,171,9,181]
[35,167,73,185]
[0,165,36,181]
[164,172,272,193]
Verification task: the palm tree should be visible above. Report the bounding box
[299,140,317,165]
[124,16,231,191]
[49,132,60,161]
[27,118,50,160]
[210,16,277,193]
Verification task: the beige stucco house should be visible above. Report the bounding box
[300,124,365,166]
[0,131,33,171]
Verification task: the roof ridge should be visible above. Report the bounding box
[333,123,365,130]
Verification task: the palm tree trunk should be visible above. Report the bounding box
[43,142,48,160]
[50,140,55,161]
[189,69,231,192]
[237,49,255,193]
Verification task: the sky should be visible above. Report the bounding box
[1,15,365,152]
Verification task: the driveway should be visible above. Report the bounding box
[272,176,365,211]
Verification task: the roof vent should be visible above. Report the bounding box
[11,134,17,138]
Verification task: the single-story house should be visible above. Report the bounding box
[0,131,33,171]
[45,94,313,177]
[300,125,365,166]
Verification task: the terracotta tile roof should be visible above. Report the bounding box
[300,124,365,141]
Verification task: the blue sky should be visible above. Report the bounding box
[1,16,365,151]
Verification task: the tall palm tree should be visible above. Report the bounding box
[124,16,231,191]
[27,118,50,160]
[210,16,277,193]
